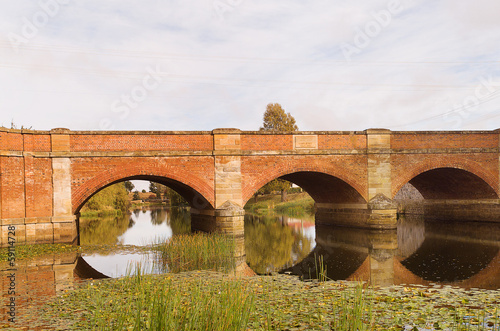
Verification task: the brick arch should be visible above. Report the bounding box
[72,163,214,213]
[392,158,499,199]
[242,160,367,206]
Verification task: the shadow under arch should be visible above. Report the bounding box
[243,166,367,206]
[280,171,366,204]
[281,243,369,281]
[244,170,366,206]
[395,167,500,223]
[393,164,499,200]
[405,167,498,200]
[280,224,397,283]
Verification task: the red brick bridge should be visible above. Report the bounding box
[1,128,499,246]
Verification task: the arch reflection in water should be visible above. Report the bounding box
[249,214,500,289]
[398,216,500,289]
[244,214,315,274]
[78,207,191,277]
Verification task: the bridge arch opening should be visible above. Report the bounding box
[396,167,498,201]
[246,171,366,207]
[394,167,499,223]
[75,175,213,215]
[76,177,207,245]
[243,171,368,274]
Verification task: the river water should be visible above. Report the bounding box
[62,207,500,289]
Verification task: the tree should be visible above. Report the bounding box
[260,103,298,132]
[165,187,188,206]
[133,191,141,200]
[149,182,158,193]
[259,103,297,201]
[124,181,135,193]
[149,182,166,198]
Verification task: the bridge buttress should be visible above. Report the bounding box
[50,130,77,244]
[191,129,245,260]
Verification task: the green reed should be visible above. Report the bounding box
[152,232,236,274]
[330,283,373,331]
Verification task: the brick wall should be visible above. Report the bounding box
[70,133,213,152]
[1,157,25,219]
[391,132,498,149]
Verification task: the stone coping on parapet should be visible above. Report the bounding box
[1,127,499,135]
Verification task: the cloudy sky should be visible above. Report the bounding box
[1,0,500,132]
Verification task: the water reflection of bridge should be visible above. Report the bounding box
[281,220,500,289]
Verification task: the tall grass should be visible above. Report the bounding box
[314,253,328,282]
[331,283,373,331]
[152,232,236,273]
[95,265,255,331]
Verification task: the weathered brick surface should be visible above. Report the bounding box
[318,134,366,150]
[70,134,213,152]
[391,133,498,149]
[23,134,51,152]
[4,132,23,151]
[241,134,293,151]
[1,157,25,219]
[25,158,53,218]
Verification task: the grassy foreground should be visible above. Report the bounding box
[27,272,500,330]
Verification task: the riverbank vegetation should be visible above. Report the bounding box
[80,183,130,218]
[245,191,315,217]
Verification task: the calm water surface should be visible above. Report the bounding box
[75,207,500,290]
[79,207,190,277]
[1,207,498,290]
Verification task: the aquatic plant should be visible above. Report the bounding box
[152,232,237,273]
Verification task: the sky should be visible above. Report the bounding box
[1,0,500,132]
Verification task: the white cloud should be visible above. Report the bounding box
[0,0,499,131]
